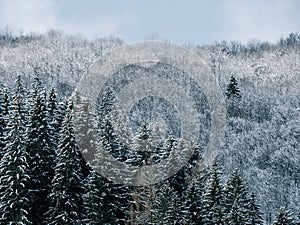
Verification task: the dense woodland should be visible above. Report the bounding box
[0,29,299,224]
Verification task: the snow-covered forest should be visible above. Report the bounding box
[0,29,299,224]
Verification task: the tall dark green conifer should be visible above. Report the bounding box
[272,208,295,225]
[47,88,60,150]
[201,161,225,225]
[246,193,263,225]
[25,79,56,224]
[46,101,86,224]
[224,169,250,225]
[150,182,179,225]
[83,171,107,224]
[226,76,241,99]
[0,87,9,158]
[0,80,30,224]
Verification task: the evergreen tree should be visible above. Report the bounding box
[13,75,27,130]
[184,171,208,224]
[95,87,131,224]
[226,75,241,99]
[46,102,86,224]
[97,87,123,162]
[83,171,107,224]
[246,193,263,225]
[0,84,30,224]
[73,92,98,165]
[151,182,181,225]
[47,88,60,150]
[201,161,225,225]
[224,169,250,225]
[25,79,56,224]
[273,208,295,225]
[0,87,9,158]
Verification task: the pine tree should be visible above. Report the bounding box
[25,79,56,224]
[201,161,225,225]
[246,193,263,225]
[273,208,294,225]
[46,102,86,224]
[226,75,241,99]
[224,169,250,225]
[0,83,31,224]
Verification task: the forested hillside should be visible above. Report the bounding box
[0,29,299,224]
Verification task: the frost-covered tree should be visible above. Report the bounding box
[246,193,263,225]
[226,75,241,99]
[151,182,181,225]
[13,75,27,127]
[97,87,123,161]
[47,88,60,150]
[0,83,30,224]
[46,102,86,224]
[0,87,9,158]
[201,161,225,225]
[184,171,208,224]
[272,208,295,225]
[83,171,107,224]
[73,92,98,165]
[224,169,250,225]
[25,79,56,224]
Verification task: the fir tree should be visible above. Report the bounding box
[46,102,86,224]
[0,84,31,224]
[273,208,295,225]
[226,75,241,99]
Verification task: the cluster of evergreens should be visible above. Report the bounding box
[0,77,299,224]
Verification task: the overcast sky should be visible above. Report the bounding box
[0,0,299,44]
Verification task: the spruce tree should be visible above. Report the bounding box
[0,83,30,224]
[47,88,60,150]
[46,102,86,224]
[273,208,295,225]
[73,92,98,165]
[25,79,56,224]
[83,171,107,224]
[246,193,263,225]
[0,87,9,158]
[184,171,208,224]
[224,169,250,225]
[226,75,241,99]
[151,182,181,225]
[96,87,130,224]
[201,161,225,225]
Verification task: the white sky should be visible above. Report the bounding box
[0,0,299,44]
